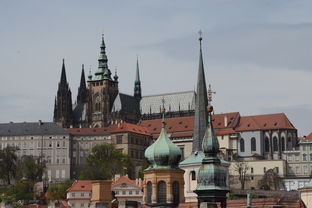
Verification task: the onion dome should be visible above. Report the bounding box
[144,108,182,170]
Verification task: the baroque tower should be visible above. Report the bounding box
[134,57,142,99]
[86,35,119,127]
[53,59,73,128]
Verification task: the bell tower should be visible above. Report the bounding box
[87,35,119,127]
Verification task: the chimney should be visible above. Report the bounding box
[224,116,228,127]
[38,120,42,126]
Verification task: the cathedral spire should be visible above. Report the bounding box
[94,34,111,80]
[60,59,67,85]
[134,57,142,99]
[77,64,88,104]
[192,31,209,152]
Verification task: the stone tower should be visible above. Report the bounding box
[134,57,142,100]
[143,104,185,207]
[53,59,73,128]
[77,64,88,104]
[86,35,119,127]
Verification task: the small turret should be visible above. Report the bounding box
[77,64,88,104]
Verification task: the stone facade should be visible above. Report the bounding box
[0,121,70,182]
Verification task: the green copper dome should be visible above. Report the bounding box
[144,119,182,170]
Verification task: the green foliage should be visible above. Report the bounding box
[16,156,46,183]
[0,146,19,184]
[46,180,71,201]
[82,143,133,180]
[0,182,33,203]
[137,159,149,179]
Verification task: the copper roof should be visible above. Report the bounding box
[235,113,296,131]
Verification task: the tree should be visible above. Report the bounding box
[258,168,282,190]
[46,180,71,201]
[137,159,149,179]
[0,146,19,184]
[16,156,46,183]
[233,161,250,190]
[83,144,133,180]
[0,182,33,203]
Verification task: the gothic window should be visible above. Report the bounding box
[240,138,245,152]
[251,137,256,151]
[157,181,166,203]
[191,171,196,180]
[172,181,179,205]
[265,137,270,152]
[273,136,278,152]
[281,137,285,151]
[146,181,152,204]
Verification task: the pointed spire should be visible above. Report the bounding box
[60,59,67,84]
[114,67,118,81]
[134,57,142,99]
[192,31,209,153]
[77,64,87,104]
[94,34,111,80]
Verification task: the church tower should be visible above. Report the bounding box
[77,64,88,104]
[143,102,185,207]
[53,59,73,128]
[87,35,119,127]
[192,32,209,153]
[134,57,142,99]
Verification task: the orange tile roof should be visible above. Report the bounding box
[110,123,150,136]
[139,113,239,138]
[67,127,112,135]
[235,113,296,131]
[300,132,312,141]
[66,180,93,192]
[112,175,136,187]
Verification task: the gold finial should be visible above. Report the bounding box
[198,30,203,42]
[207,105,213,113]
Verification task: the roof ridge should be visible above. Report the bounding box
[142,90,195,98]
[241,112,285,118]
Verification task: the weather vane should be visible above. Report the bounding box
[198,30,203,41]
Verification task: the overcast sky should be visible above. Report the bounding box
[1,0,312,136]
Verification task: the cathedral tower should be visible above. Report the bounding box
[86,35,119,127]
[53,59,73,128]
[77,64,88,104]
[134,57,142,99]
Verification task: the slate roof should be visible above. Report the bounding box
[140,91,195,115]
[0,122,68,136]
[235,113,296,131]
[111,93,140,113]
[73,103,87,122]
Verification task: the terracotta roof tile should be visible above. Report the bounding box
[112,176,136,187]
[235,113,296,131]
[66,180,93,192]
[110,123,150,136]
[300,132,312,141]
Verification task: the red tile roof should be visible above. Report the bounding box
[67,127,112,135]
[112,176,136,187]
[300,132,312,141]
[110,123,150,136]
[235,113,296,131]
[66,180,93,192]
[139,113,239,139]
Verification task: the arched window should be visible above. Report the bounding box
[251,137,256,151]
[157,181,166,203]
[240,138,245,152]
[146,181,152,204]
[273,136,278,152]
[172,181,179,205]
[191,171,196,180]
[265,137,270,152]
[281,137,285,151]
